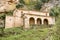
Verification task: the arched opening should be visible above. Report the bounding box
[37,18,42,25]
[29,17,35,25]
[44,19,48,25]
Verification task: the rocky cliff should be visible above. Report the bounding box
[40,0,60,12]
[0,0,18,12]
[0,0,60,12]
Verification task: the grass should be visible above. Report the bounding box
[0,27,51,40]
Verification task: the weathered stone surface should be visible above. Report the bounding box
[5,9,55,28]
[0,0,18,12]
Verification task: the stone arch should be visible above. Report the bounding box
[37,18,42,25]
[44,19,48,25]
[29,17,35,25]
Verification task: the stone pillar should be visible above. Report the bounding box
[42,19,44,24]
[24,17,29,29]
[35,18,37,25]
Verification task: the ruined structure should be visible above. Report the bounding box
[5,9,55,28]
[0,0,55,28]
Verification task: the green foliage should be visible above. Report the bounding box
[27,0,43,10]
[49,7,60,17]
[16,0,50,10]
[49,17,60,40]
[6,10,13,16]
[41,0,49,3]
[34,1,43,10]
[26,0,49,10]
[16,4,24,9]
[29,0,36,5]
[19,0,25,5]
[53,17,60,40]
[25,0,37,10]
[0,27,50,40]
[0,10,14,36]
[16,0,25,9]
[0,13,5,20]
[49,7,60,40]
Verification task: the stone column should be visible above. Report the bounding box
[35,18,37,25]
[24,17,29,29]
[42,19,44,24]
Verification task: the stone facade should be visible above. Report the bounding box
[0,0,55,28]
[5,9,55,28]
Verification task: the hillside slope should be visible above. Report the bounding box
[0,0,60,12]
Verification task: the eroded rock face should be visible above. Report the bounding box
[0,0,19,12]
[40,0,60,13]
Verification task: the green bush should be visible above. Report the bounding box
[0,27,50,40]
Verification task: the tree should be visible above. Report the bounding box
[19,0,25,4]
[16,0,25,9]
[16,4,24,9]
[41,0,49,3]
[49,7,59,17]
[34,0,43,10]
[49,6,60,40]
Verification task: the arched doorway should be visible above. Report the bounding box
[29,17,35,25]
[44,19,48,25]
[37,18,42,25]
